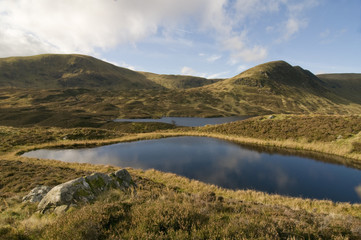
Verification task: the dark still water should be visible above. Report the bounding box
[23,137,361,203]
[114,116,250,127]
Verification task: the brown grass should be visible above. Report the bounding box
[2,114,361,239]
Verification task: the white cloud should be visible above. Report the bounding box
[280,18,308,41]
[206,71,230,79]
[223,35,267,64]
[234,0,285,19]
[237,65,248,72]
[181,66,230,79]
[320,29,331,38]
[181,66,198,76]
[0,0,224,57]
[206,55,222,62]
[119,62,136,71]
[276,0,318,42]
[0,0,318,65]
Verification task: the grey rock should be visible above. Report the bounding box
[22,185,52,203]
[37,169,135,214]
[53,205,69,215]
[109,169,134,189]
[85,172,113,194]
[268,115,276,119]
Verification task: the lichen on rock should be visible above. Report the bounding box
[22,185,52,203]
[31,169,135,214]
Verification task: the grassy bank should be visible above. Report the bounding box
[1,114,361,239]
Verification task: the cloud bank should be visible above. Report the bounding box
[0,0,317,63]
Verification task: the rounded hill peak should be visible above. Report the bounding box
[226,60,323,90]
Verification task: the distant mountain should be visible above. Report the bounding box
[138,71,220,89]
[318,73,361,104]
[216,61,326,93]
[204,61,359,114]
[1,54,361,128]
[0,54,221,90]
[0,54,161,89]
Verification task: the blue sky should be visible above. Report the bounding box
[0,0,360,78]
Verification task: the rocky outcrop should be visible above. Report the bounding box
[23,169,135,214]
[22,185,52,203]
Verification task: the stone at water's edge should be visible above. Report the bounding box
[30,169,135,214]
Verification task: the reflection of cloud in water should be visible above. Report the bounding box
[273,167,296,190]
[355,184,361,200]
[23,136,361,203]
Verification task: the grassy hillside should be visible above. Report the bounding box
[318,73,361,104]
[0,54,161,89]
[204,61,361,115]
[1,116,361,239]
[1,55,361,128]
[139,71,220,89]
[199,114,361,142]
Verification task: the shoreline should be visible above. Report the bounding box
[2,130,361,222]
[13,130,361,169]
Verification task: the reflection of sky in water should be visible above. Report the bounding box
[24,137,361,203]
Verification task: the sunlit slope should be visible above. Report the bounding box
[204,61,361,114]
[1,55,361,126]
[0,54,161,89]
[318,73,361,104]
[139,71,221,89]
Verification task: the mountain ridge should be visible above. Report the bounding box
[0,54,161,89]
[1,54,361,127]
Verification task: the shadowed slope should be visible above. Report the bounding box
[318,73,361,104]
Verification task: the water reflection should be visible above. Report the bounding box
[23,136,361,203]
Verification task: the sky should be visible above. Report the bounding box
[0,0,360,78]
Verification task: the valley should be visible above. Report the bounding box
[1,54,361,239]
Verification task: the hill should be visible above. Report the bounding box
[318,73,361,104]
[0,54,220,90]
[1,55,361,127]
[0,54,161,89]
[139,71,220,89]
[204,61,361,115]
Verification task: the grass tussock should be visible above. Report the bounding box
[1,155,361,239]
[2,114,361,239]
[14,177,361,240]
[0,159,91,198]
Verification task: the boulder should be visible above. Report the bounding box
[37,169,135,213]
[110,169,133,189]
[22,185,52,203]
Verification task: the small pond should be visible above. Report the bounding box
[114,116,251,127]
[23,137,361,203]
